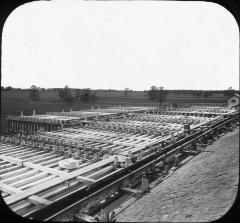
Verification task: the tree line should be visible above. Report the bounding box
[145,86,238,106]
[2,85,238,104]
[17,85,98,104]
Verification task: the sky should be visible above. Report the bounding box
[1,0,239,91]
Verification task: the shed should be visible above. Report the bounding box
[228,94,240,109]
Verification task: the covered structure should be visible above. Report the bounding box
[228,94,239,109]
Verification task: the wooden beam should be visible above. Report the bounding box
[0,155,23,165]
[1,170,39,184]
[74,213,97,222]
[0,182,20,194]
[120,187,142,194]
[23,162,67,177]
[27,195,52,207]
[75,176,97,184]
[0,182,52,207]
[10,172,49,188]
[5,156,115,205]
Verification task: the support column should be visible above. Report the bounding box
[22,122,24,134]
[13,121,16,132]
[28,123,31,134]
[24,122,27,134]
[10,120,13,132]
[27,122,30,134]
[15,121,18,133]
[35,123,37,133]
[8,120,11,132]
[18,121,21,133]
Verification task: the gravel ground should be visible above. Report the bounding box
[117,127,239,222]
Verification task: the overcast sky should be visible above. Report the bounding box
[1,1,239,90]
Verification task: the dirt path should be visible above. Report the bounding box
[117,127,239,222]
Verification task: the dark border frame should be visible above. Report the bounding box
[0,1,239,223]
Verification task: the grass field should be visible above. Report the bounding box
[1,89,227,134]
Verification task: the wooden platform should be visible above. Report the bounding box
[0,111,220,217]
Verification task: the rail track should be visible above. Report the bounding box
[20,111,239,222]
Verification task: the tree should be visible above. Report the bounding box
[224,87,235,98]
[124,87,131,96]
[5,86,12,91]
[80,88,91,103]
[147,86,158,100]
[147,86,167,106]
[79,88,98,104]
[192,91,198,98]
[196,91,202,98]
[29,85,40,101]
[143,90,149,96]
[58,85,74,104]
[75,89,81,100]
[91,91,98,104]
[156,86,167,107]
[203,92,209,98]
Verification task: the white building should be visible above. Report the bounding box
[228,94,239,109]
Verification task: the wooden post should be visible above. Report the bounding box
[125,157,132,167]
[141,173,149,193]
[162,164,169,175]
[137,150,143,161]
[196,143,202,152]
[93,152,98,161]
[84,151,88,159]
[174,157,180,167]
[52,145,58,153]
[99,209,109,222]
[68,147,72,157]
[113,156,119,168]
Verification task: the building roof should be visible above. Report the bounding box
[229,93,240,99]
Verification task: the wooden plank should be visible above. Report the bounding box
[0,155,23,165]
[0,144,26,151]
[0,148,32,156]
[75,176,97,184]
[10,172,49,188]
[86,166,114,180]
[13,151,46,160]
[0,167,31,180]
[23,162,67,177]
[120,187,142,194]
[26,154,60,164]
[0,154,68,177]
[0,163,16,169]
[1,170,40,184]
[0,182,20,194]
[0,182,52,207]
[5,156,115,205]
[18,175,57,190]
[0,166,21,175]
[39,157,64,166]
[27,195,52,207]
[74,213,97,222]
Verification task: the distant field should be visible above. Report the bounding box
[1,90,227,134]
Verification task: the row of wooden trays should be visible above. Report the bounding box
[0,114,214,217]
